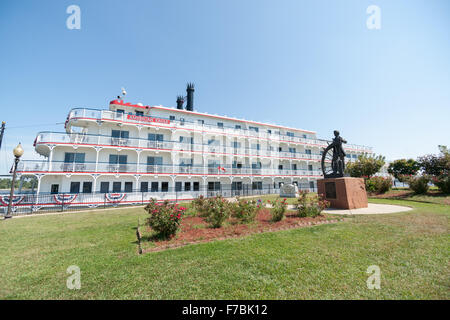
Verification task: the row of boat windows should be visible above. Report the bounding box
[77,130,317,153]
[50,180,315,194]
[116,109,309,139]
[63,152,315,170]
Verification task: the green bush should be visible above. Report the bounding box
[192,195,208,217]
[296,191,329,218]
[268,198,288,222]
[432,175,450,194]
[231,197,262,223]
[418,146,450,194]
[144,199,186,238]
[405,176,430,194]
[203,196,232,228]
[365,176,392,194]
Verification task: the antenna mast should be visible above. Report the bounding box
[0,121,5,151]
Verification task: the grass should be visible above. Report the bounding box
[0,196,448,299]
[369,188,450,205]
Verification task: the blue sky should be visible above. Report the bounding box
[0,0,449,174]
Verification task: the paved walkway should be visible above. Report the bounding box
[322,203,413,215]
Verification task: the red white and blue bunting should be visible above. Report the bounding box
[105,193,126,203]
[0,195,25,207]
[53,194,78,205]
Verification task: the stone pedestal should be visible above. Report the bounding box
[317,177,368,209]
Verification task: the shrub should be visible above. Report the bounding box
[365,176,392,194]
[418,146,450,194]
[404,175,430,194]
[432,175,450,194]
[192,195,208,217]
[296,190,329,218]
[231,197,261,223]
[144,199,186,238]
[269,198,288,222]
[203,196,231,228]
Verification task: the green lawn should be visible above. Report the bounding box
[0,197,448,299]
[369,188,450,206]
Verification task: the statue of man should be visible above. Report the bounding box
[331,130,347,176]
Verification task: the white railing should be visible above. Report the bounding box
[17,160,323,177]
[67,108,373,153]
[35,132,325,161]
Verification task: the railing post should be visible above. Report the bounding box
[61,193,65,212]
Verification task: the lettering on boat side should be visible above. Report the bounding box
[127,114,171,124]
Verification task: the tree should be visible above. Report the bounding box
[418,145,450,194]
[387,159,420,182]
[418,145,449,177]
[345,153,385,178]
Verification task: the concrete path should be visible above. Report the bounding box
[266,203,412,215]
[323,203,413,215]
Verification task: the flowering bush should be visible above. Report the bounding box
[192,195,208,217]
[203,196,232,228]
[144,199,186,238]
[296,190,329,218]
[365,176,392,194]
[269,198,288,222]
[231,197,262,223]
[403,175,430,194]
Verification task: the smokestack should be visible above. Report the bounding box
[176,95,184,110]
[186,83,194,111]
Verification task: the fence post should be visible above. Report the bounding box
[141,191,144,205]
[61,193,65,212]
[104,193,106,209]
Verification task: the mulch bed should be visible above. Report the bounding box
[139,209,342,253]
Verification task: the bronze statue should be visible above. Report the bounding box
[321,130,347,178]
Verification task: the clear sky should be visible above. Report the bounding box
[0,0,449,174]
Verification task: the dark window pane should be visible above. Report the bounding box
[112,130,120,138]
[151,182,158,192]
[175,182,182,192]
[64,153,74,163]
[70,182,80,194]
[109,155,118,164]
[193,182,199,191]
[140,182,148,192]
[161,182,168,192]
[113,182,121,192]
[51,184,59,194]
[124,182,133,193]
[118,155,127,164]
[75,153,85,163]
[100,182,109,193]
[82,182,92,193]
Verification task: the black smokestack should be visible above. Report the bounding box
[186,83,194,111]
[176,95,184,110]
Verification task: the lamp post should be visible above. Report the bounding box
[5,143,24,219]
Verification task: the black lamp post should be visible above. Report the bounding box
[5,143,24,219]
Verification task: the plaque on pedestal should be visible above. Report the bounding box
[317,177,368,209]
